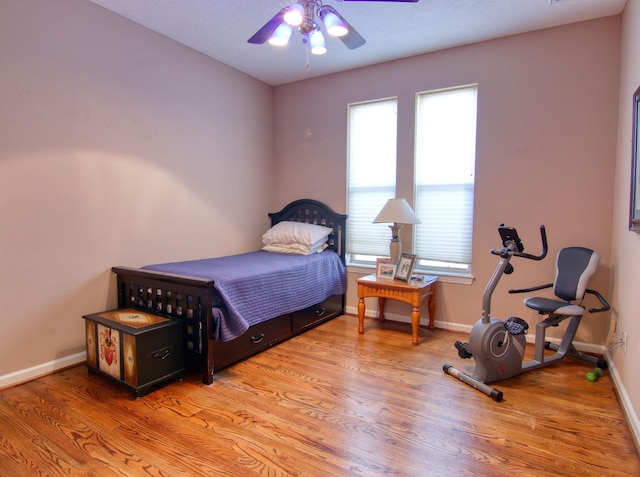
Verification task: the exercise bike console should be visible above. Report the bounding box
[498,225,524,253]
[443,224,609,401]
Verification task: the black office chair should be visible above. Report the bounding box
[509,247,610,371]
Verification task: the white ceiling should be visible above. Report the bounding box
[86,0,627,86]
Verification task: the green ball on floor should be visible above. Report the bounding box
[586,367,604,381]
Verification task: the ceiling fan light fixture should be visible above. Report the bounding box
[249,0,371,58]
[283,4,304,26]
[319,6,348,37]
[309,30,327,55]
[268,23,293,46]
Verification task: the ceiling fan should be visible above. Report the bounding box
[248,0,419,55]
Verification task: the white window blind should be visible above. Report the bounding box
[347,98,397,259]
[414,85,477,272]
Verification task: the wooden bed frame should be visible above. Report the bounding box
[112,199,347,385]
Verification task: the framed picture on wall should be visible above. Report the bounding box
[394,253,417,282]
[630,85,640,231]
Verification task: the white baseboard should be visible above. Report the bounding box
[346,305,436,328]
[347,307,639,449]
[604,349,640,453]
[347,305,606,354]
[0,351,87,390]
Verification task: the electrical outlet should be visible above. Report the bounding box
[622,331,628,353]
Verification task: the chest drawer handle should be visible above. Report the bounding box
[151,347,173,360]
[251,333,265,344]
[315,307,326,317]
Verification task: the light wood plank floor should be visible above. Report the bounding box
[1,314,638,476]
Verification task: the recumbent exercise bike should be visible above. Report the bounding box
[443,224,610,401]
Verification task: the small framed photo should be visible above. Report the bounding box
[376,257,396,278]
[394,253,417,282]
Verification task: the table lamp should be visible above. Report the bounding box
[373,198,421,264]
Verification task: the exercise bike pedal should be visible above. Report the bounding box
[454,340,473,359]
[504,316,529,335]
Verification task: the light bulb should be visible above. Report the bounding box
[268,23,292,46]
[309,30,326,55]
[323,11,348,37]
[283,4,303,26]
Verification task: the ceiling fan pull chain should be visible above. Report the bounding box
[305,43,311,70]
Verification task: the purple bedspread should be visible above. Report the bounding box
[142,250,346,342]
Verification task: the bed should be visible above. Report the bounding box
[111,199,347,385]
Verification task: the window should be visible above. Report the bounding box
[414,85,477,274]
[347,98,397,261]
[347,85,477,276]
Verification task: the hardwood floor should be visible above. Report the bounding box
[1,314,638,476]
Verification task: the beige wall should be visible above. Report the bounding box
[612,0,640,443]
[274,17,620,345]
[0,0,274,378]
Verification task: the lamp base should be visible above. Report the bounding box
[389,223,403,264]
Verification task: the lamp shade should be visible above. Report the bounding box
[373,198,421,225]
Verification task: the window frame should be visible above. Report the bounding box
[346,85,478,280]
[346,97,398,266]
[413,84,478,277]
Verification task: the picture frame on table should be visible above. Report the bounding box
[394,253,417,282]
[376,257,396,279]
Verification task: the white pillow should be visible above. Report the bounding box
[262,221,332,246]
[262,242,329,255]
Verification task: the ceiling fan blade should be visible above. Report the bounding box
[247,9,286,44]
[341,29,366,50]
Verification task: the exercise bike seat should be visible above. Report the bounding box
[516,247,600,316]
[524,297,586,316]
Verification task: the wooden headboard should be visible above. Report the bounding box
[268,199,347,263]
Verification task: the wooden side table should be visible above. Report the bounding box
[357,274,438,345]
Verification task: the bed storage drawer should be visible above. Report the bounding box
[292,294,343,333]
[212,313,292,370]
[83,308,185,397]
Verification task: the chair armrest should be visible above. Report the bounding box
[508,283,553,294]
[586,288,610,313]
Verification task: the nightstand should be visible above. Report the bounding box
[357,274,438,345]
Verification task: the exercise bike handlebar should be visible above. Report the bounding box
[490,225,548,260]
[515,225,547,260]
[482,225,546,323]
